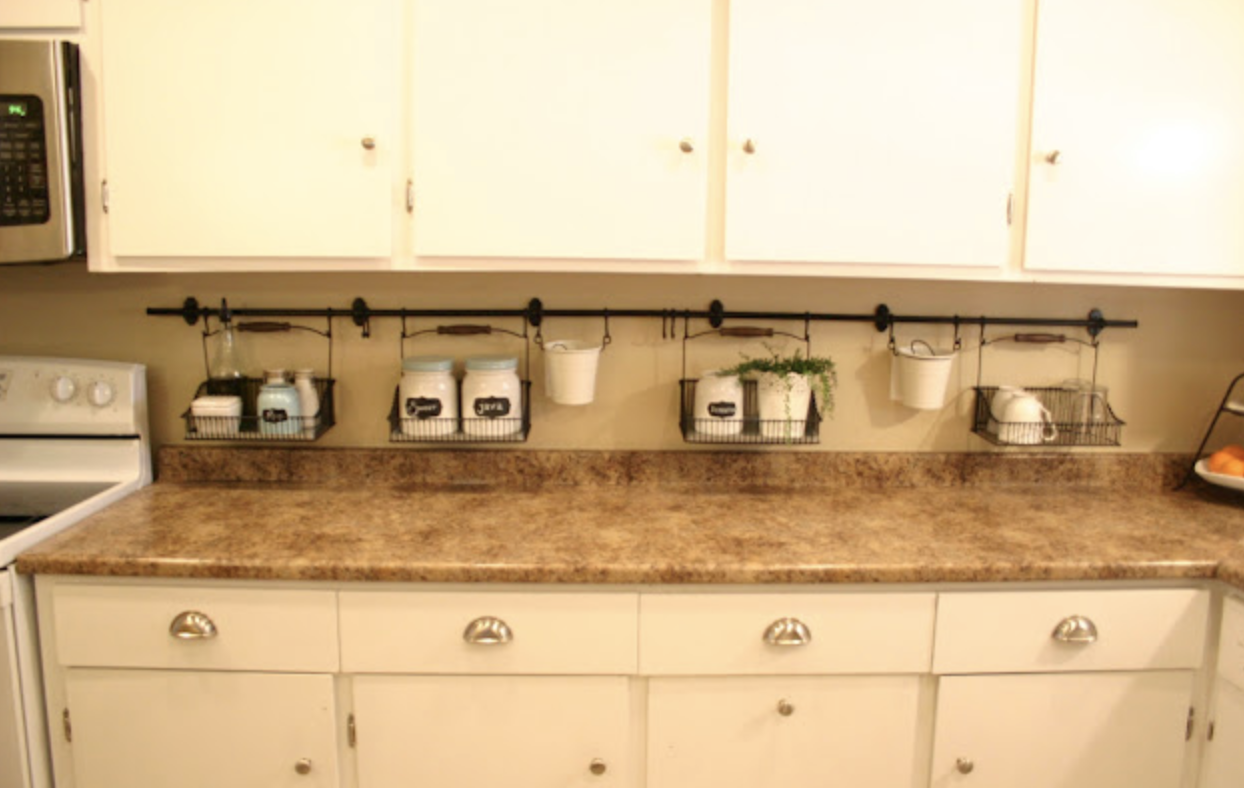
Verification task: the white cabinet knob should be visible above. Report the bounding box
[51,376,76,403]
[88,381,115,408]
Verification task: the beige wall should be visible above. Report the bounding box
[1,263,1242,455]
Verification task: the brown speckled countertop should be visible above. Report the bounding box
[16,449,1244,587]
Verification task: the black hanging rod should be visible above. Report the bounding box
[147,298,1138,338]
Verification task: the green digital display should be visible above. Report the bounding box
[5,103,26,118]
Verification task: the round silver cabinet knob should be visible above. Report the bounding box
[1044,149,1061,164]
[169,611,218,640]
[742,138,757,154]
[763,617,812,646]
[777,699,794,716]
[956,757,974,775]
[361,136,377,150]
[294,759,313,776]
[463,616,513,645]
[1052,614,1098,644]
[589,759,607,776]
[678,137,695,154]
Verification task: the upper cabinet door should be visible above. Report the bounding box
[726,0,1023,268]
[410,0,710,261]
[97,0,398,258]
[1026,0,1244,276]
[0,0,81,29]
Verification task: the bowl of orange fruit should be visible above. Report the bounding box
[1195,445,1244,491]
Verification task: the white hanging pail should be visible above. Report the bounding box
[543,340,603,405]
[890,342,956,410]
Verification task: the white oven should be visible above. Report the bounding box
[0,357,150,788]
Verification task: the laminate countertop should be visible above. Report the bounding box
[15,449,1244,588]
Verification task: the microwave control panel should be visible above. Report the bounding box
[0,95,50,227]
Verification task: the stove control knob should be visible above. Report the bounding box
[51,376,77,403]
[88,381,116,408]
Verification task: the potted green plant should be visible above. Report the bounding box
[720,346,836,440]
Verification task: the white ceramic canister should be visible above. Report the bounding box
[693,371,744,437]
[256,382,302,437]
[462,356,523,437]
[399,356,458,438]
[293,369,320,437]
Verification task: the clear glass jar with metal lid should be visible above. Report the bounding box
[399,356,458,437]
[462,355,522,437]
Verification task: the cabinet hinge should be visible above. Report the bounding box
[1006,192,1013,226]
[1208,720,1216,741]
[348,713,356,748]
[1186,707,1195,741]
[405,179,415,214]
[101,180,110,214]
[62,708,72,743]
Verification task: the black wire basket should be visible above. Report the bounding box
[680,379,821,445]
[388,381,531,443]
[971,386,1123,447]
[182,377,336,442]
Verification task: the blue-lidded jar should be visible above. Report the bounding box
[399,356,457,437]
[462,356,521,437]
[257,382,302,437]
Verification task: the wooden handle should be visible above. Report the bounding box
[1014,333,1066,344]
[437,325,493,336]
[719,327,775,338]
[236,321,292,333]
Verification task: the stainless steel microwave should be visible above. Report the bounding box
[0,40,84,264]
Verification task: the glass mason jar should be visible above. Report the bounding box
[399,356,458,438]
[462,356,522,438]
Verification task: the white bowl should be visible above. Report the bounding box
[1194,459,1244,492]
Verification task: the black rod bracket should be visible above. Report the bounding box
[351,298,371,338]
[873,304,892,333]
[709,300,725,329]
[180,297,201,326]
[526,298,544,329]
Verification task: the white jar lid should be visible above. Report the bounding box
[465,355,518,372]
[402,355,454,372]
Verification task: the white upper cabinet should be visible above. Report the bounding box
[409,0,710,261]
[95,0,398,261]
[1026,0,1244,277]
[0,0,81,29]
[725,0,1023,268]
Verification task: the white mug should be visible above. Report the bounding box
[999,393,1057,445]
[989,386,1027,433]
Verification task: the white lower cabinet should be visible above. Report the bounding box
[648,676,927,788]
[1202,679,1244,788]
[63,669,340,788]
[931,672,1195,788]
[352,676,631,788]
[37,579,1226,788]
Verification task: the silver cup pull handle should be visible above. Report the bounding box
[169,611,218,640]
[1052,614,1098,644]
[463,616,513,645]
[763,617,812,646]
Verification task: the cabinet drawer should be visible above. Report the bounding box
[51,583,338,672]
[639,593,936,675]
[339,591,638,674]
[933,589,1209,674]
[1218,596,1244,691]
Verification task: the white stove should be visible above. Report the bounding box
[0,357,150,788]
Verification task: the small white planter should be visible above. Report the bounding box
[757,372,813,439]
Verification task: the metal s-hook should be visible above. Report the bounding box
[887,320,896,351]
[953,316,962,351]
[601,309,612,350]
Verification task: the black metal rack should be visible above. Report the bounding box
[1179,372,1244,490]
[388,319,533,444]
[969,333,1124,448]
[181,305,338,443]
